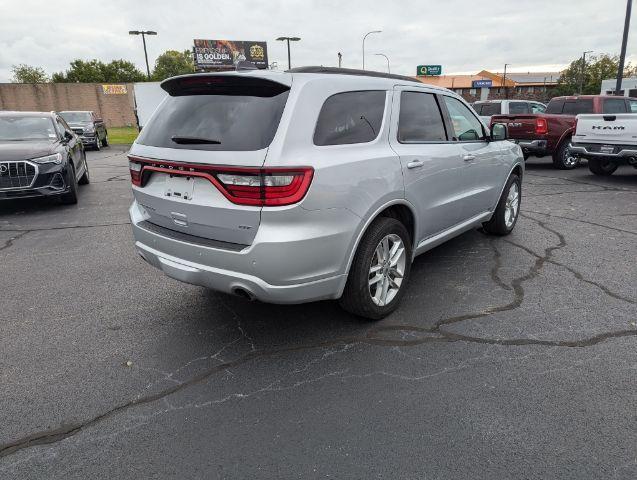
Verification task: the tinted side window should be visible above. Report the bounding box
[545,99,565,114]
[442,96,485,141]
[509,102,529,114]
[603,98,628,113]
[398,92,447,142]
[530,103,546,114]
[479,103,501,116]
[314,91,385,146]
[562,100,594,115]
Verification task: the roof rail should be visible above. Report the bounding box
[286,66,421,83]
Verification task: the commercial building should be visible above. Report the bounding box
[416,69,561,103]
[600,77,637,96]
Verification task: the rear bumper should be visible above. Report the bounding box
[129,201,359,304]
[569,143,637,163]
[513,139,548,157]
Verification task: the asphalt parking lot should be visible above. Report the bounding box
[0,146,636,479]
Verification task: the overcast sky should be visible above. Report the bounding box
[0,0,634,81]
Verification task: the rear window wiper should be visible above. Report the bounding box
[171,135,221,145]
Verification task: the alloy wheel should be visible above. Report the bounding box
[504,182,520,228]
[368,234,406,307]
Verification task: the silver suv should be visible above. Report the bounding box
[129,67,523,319]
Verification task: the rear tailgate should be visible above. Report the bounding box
[129,73,292,246]
[574,114,637,146]
[490,114,539,139]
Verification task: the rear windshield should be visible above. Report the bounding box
[473,103,501,116]
[137,79,290,151]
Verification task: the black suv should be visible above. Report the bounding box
[58,111,108,151]
[0,111,89,203]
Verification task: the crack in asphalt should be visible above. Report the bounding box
[525,172,637,193]
[3,209,636,459]
[1,166,635,460]
[524,210,637,236]
[0,230,31,252]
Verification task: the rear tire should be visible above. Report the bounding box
[552,139,579,169]
[101,132,109,147]
[339,217,412,320]
[482,173,521,236]
[588,158,618,176]
[60,164,78,204]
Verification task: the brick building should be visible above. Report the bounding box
[415,70,561,103]
[0,83,137,127]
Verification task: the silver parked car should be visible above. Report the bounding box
[128,67,523,319]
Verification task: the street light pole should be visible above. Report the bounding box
[578,50,593,95]
[338,52,342,68]
[129,30,157,80]
[502,63,511,99]
[615,0,632,95]
[362,30,382,70]
[276,37,301,70]
[374,53,390,73]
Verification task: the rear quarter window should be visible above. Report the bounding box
[314,91,386,146]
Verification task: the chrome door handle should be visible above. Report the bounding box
[407,159,424,169]
[463,154,476,162]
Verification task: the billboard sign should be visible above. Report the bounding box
[101,84,127,95]
[417,65,442,76]
[193,39,268,69]
[472,79,493,88]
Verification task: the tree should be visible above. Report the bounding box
[553,53,637,96]
[152,50,195,81]
[11,64,49,83]
[52,59,145,83]
[102,60,146,82]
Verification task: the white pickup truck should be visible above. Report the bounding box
[570,113,637,175]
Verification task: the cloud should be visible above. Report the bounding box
[0,0,634,81]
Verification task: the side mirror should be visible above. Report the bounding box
[64,130,74,141]
[491,123,508,141]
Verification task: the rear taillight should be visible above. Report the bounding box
[128,155,313,207]
[129,160,142,186]
[535,118,548,135]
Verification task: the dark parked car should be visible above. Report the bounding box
[58,110,108,150]
[0,111,89,203]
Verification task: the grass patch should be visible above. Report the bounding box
[108,126,139,145]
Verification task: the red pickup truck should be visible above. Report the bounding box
[490,95,637,169]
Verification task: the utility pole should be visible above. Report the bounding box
[338,52,342,68]
[276,37,301,70]
[362,30,382,70]
[129,30,157,80]
[578,50,593,94]
[615,0,632,95]
[503,63,510,99]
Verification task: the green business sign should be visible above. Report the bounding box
[417,65,442,76]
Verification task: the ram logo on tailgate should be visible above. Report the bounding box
[592,125,625,130]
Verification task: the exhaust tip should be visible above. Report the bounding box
[232,287,255,301]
